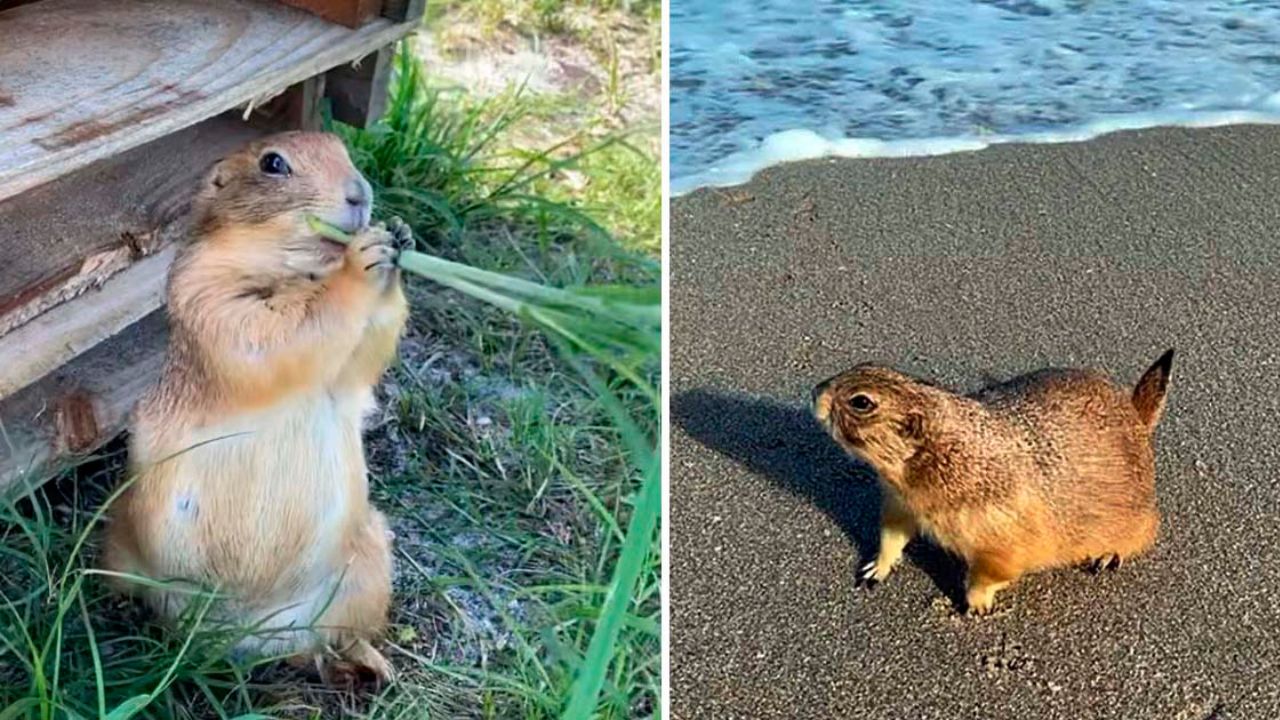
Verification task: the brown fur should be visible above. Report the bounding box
[812,350,1174,615]
[102,132,408,681]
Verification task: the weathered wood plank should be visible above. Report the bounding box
[0,311,167,489]
[0,0,418,203]
[276,0,382,28]
[0,247,173,401]
[0,113,266,340]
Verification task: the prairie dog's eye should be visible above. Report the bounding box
[849,394,876,413]
[259,152,291,177]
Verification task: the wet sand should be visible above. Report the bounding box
[670,124,1280,719]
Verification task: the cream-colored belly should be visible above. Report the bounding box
[134,391,370,602]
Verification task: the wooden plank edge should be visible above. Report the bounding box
[0,241,142,337]
[0,246,173,400]
[0,312,166,490]
[0,15,417,203]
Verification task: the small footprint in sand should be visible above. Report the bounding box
[979,636,1035,676]
[715,190,755,206]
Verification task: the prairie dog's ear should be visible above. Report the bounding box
[192,158,232,226]
[206,158,229,191]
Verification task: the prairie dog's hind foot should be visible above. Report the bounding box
[311,639,395,687]
[964,584,1006,617]
[964,557,1016,617]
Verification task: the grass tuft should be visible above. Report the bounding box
[431,0,660,41]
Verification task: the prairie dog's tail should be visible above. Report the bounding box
[1132,349,1175,431]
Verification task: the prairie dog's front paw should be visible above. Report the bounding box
[350,224,400,290]
[386,216,414,252]
[857,554,896,588]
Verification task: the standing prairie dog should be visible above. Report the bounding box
[103,132,407,681]
[812,350,1174,615]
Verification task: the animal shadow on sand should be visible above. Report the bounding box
[672,388,968,608]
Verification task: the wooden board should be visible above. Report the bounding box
[0,0,420,203]
[0,311,167,488]
[0,247,173,401]
[0,113,266,339]
[277,0,382,28]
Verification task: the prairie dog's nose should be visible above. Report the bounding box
[345,176,372,208]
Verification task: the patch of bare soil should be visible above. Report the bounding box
[417,7,660,139]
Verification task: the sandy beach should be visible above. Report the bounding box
[670,124,1280,719]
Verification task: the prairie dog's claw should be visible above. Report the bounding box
[351,226,399,288]
[1089,554,1123,574]
[856,557,881,589]
[387,216,414,251]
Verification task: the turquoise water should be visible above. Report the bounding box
[671,1,1280,193]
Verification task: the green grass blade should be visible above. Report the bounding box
[76,593,105,720]
[560,455,658,720]
[102,696,151,720]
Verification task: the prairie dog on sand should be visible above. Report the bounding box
[812,350,1174,615]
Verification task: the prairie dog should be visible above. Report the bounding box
[811,350,1174,615]
[103,132,408,680]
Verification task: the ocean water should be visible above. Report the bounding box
[670,1,1280,194]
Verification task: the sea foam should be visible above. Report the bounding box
[671,1,1280,195]
[672,105,1280,196]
